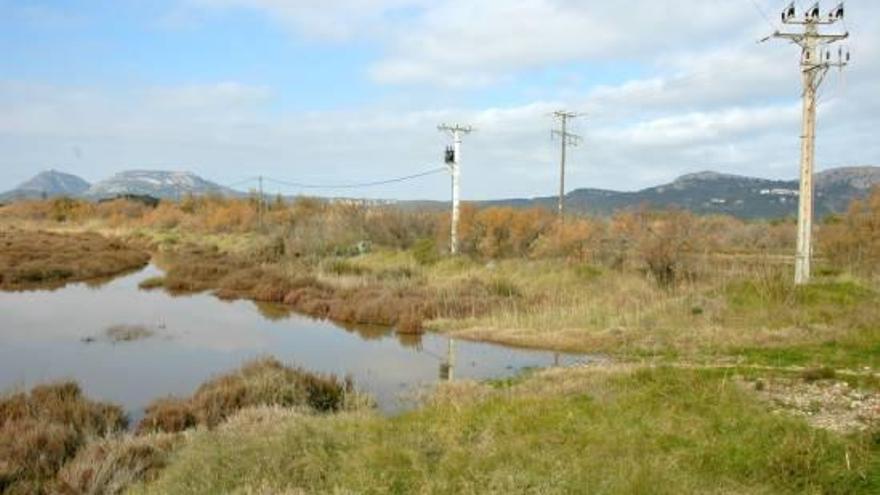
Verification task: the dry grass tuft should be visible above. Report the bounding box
[54,433,181,495]
[0,382,127,493]
[137,358,357,434]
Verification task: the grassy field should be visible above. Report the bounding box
[134,366,879,494]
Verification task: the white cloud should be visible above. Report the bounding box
[1,1,878,200]
[181,0,428,40]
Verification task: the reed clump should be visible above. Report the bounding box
[0,228,149,290]
[54,432,181,495]
[137,358,355,434]
[0,382,127,493]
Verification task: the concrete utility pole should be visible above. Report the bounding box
[767,2,849,285]
[551,111,583,220]
[258,175,265,231]
[438,123,474,255]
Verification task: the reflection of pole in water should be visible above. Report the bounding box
[440,338,456,381]
[554,352,559,367]
[448,338,456,381]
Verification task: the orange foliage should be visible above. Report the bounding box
[821,187,880,275]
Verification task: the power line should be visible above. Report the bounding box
[260,166,447,190]
[746,0,780,31]
[224,176,261,189]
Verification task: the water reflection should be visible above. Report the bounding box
[0,265,593,416]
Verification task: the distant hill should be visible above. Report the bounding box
[2,166,878,219]
[84,170,237,199]
[469,166,880,219]
[0,170,91,201]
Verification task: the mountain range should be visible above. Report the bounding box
[0,170,91,201]
[475,166,880,219]
[0,170,236,202]
[1,166,879,219]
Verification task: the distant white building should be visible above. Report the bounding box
[759,188,798,197]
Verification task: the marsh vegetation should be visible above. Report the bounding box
[0,359,359,494]
[0,228,149,290]
[1,190,879,492]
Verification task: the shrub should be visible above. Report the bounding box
[412,238,440,266]
[55,433,181,495]
[632,209,704,288]
[821,186,880,276]
[0,383,127,493]
[137,359,355,434]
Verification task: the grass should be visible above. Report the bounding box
[0,227,149,290]
[0,382,127,493]
[137,276,165,290]
[144,245,510,331]
[137,358,361,433]
[55,432,181,495]
[0,360,365,494]
[118,231,880,371]
[105,325,156,343]
[134,366,880,495]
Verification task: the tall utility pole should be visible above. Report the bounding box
[258,175,265,231]
[551,111,582,220]
[439,123,474,255]
[767,2,849,285]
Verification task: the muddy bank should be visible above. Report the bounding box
[0,228,150,290]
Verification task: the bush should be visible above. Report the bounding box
[137,359,355,433]
[821,186,880,276]
[55,433,181,495]
[0,382,127,493]
[412,238,440,266]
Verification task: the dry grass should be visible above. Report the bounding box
[137,358,359,434]
[104,325,156,343]
[0,227,149,290]
[54,433,181,495]
[146,245,510,331]
[0,382,127,493]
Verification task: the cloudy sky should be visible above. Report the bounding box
[1,0,877,199]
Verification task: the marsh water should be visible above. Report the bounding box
[0,265,590,418]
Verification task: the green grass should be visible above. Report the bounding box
[733,327,880,371]
[135,367,879,495]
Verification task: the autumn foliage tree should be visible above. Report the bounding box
[821,186,880,276]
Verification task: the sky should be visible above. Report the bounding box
[1,0,878,200]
